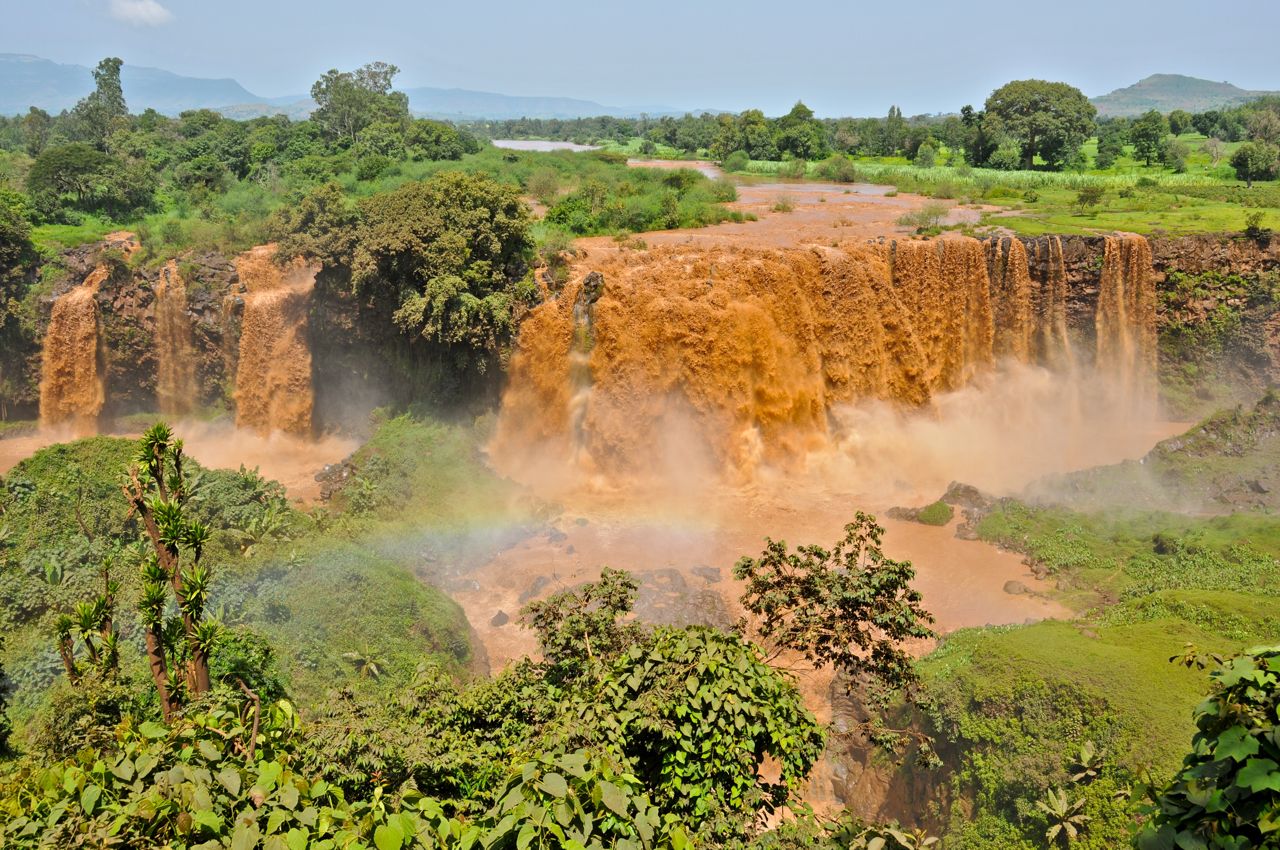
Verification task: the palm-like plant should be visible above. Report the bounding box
[1069,740,1101,784]
[343,647,389,680]
[1037,788,1089,846]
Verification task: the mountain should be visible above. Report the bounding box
[1091,73,1278,117]
[0,54,698,121]
[0,54,261,116]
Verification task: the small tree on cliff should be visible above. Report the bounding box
[71,57,128,149]
[122,423,216,720]
[733,512,935,754]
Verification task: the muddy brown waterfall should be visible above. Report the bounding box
[492,234,1161,484]
[38,265,109,434]
[233,246,317,436]
[155,261,198,418]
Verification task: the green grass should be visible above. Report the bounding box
[726,135,1278,236]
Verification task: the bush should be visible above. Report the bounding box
[722,150,750,172]
[896,202,951,233]
[917,501,954,526]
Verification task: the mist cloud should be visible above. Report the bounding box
[108,0,174,26]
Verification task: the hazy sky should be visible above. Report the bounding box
[6,0,1280,115]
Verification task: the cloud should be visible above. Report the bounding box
[108,0,174,26]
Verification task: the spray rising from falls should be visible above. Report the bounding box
[38,265,109,435]
[234,246,317,436]
[491,234,1160,491]
[155,260,198,418]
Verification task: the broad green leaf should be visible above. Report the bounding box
[192,810,225,833]
[374,821,405,850]
[198,739,222,762]
[286,828,309,850]
[1214,725,1260,762]
[539,772,569,798]
[218,767,243,797]
[598,780,628,816]
[232,819,262,850]
[516,823,536,850]
[80,784,101,816]
[138,721,168,739]
[1237,758,1280,793]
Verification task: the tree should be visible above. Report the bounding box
[1095,121,1128,169]
[1168,109,1193,136]
[521,567,643,682]
[983,80,1096,170]
[1248,108,1280,145]
[122,423,216,720]
[1130,110,1170,166]
[733,513,935,751]
[775,101,829,161]
[579,627,825,841]
[351,172,533,384]
[71,57,128,148]
[310,62,409,144]
[1137,646,1280,849]
[1231,141,1279,188]
[1203,137,1225,167]
[21,107,51,156]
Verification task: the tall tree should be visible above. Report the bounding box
[983,79,1096,170]
[123,424,216,720]
[1130,110,1170,166]
[71,57,128,149]
[21,107,51,157]
[310,62,409,144]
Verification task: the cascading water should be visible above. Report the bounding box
[155,260,198,418]
[233,246,317,436]
[38,265,109,435]
[1096,234,1158,411]
[491,234,1160,486]
[985,237,1034,363]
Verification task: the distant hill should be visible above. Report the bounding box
[0,54,697,121]
[0,54,260,116]
[1092,73,1278,117]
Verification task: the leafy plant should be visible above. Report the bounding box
[1037,788,1089,846]
[1136,645,1280,849]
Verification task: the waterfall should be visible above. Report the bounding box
[38,265,108,435]
[154,260,198,418]
[233,246,317,436]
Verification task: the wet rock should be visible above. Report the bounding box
[519,574,552,603]
[1248,479,1270,494]
[490,610,510,627]
[1003,580,1029,595]
[691,565,721,583]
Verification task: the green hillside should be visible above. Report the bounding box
[1092,73,1277,116]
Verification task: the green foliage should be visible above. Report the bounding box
[1230,141,1280,187]
[579,627,824,841]
[733,513,934,756]
[983,80,1097,169]
[520,567,643,683]
[353,171,534,380]
[310,62,410,144]
[481,750,690,850]
[1130,110,1170,166]
[916,501,954,526]
[1137,646,1280,849]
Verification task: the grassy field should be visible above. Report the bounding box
[729,133,1277,236]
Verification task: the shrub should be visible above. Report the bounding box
[897,202,951,233]
[722,150,750,172]
[917,501,954,526]
[772,195,795,213]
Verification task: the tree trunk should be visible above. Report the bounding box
[144,626,174,722]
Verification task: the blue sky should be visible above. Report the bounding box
[7,0,1280,115]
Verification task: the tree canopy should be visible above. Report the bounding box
[983,79,1097,169]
